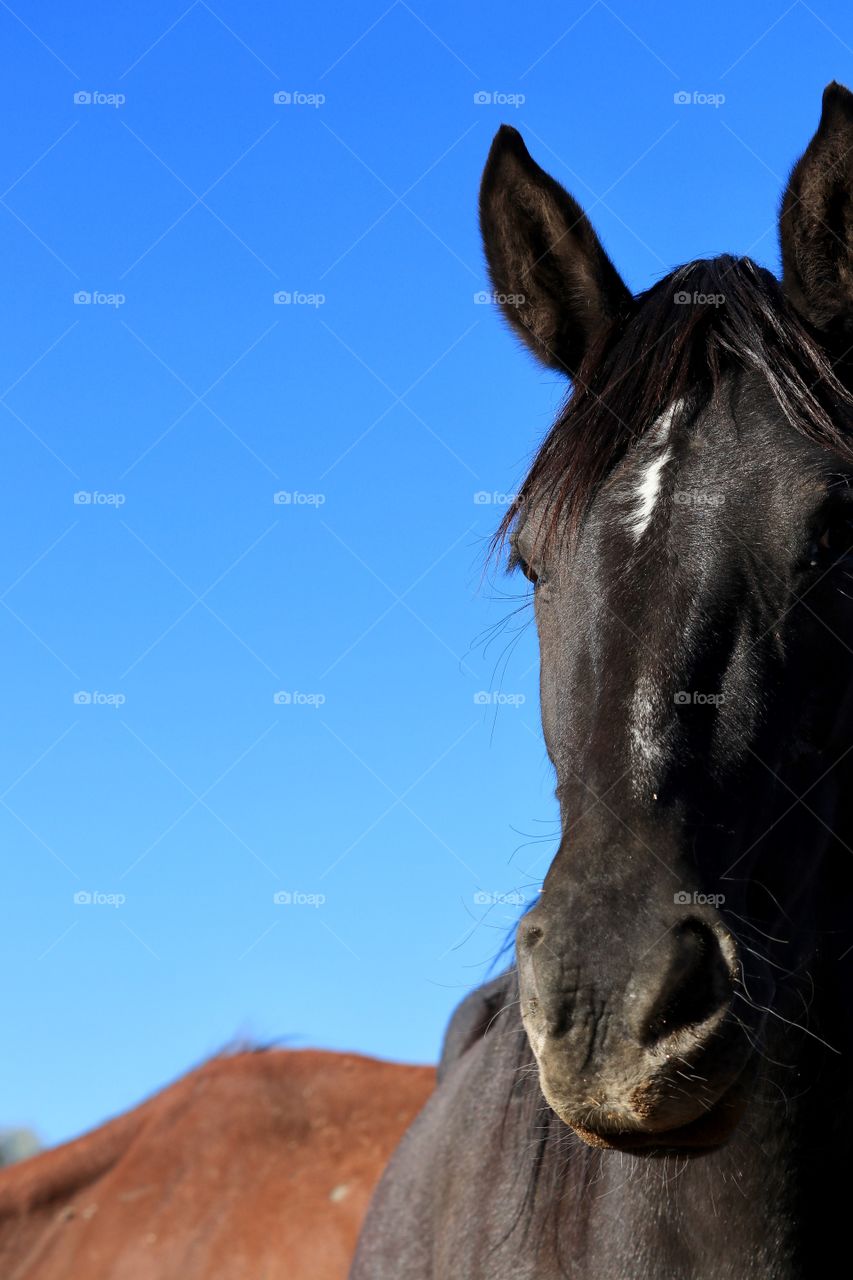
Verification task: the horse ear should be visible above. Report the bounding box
[780,81,853,339]
[479,126,630,376]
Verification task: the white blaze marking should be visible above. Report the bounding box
[629,448,672,539]
[624,401,685,776]
[625,400,683,541]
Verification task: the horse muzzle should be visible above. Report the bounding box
[517,907,752,1152]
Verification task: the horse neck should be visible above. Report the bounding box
[768,819,853,1266]
[702,938,853,1277]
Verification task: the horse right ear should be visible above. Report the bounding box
[780,81,853,340]
[480,126,630,377]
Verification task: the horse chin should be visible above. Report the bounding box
[544,1068,750,1157]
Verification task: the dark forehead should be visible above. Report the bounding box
[593,383,834,563]
[507,256,853,558]
[609,377,834,494]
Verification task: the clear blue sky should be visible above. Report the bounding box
[1,0,850,1148]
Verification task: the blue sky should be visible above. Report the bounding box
[1,0,851,1147]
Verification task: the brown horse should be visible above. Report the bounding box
[0,1050,433,1279]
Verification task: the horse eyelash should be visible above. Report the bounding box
[506,533,523,576]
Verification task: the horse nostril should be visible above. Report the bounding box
[640,920,733,1047]
[521,921,544,951]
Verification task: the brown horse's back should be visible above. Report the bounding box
[0,1049,434,1280]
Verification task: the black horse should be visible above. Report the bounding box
[351,83,853,1279]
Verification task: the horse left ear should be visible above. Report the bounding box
[480,126,630,376]
[780,81,853,338]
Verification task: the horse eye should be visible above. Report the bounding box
[519,558,539,585]
[509,534,539,585]
[810,513,853,567]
